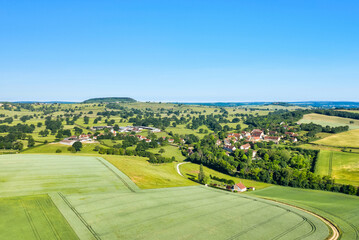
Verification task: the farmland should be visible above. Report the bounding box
[0,154,332,240]
[298,113,359,130]
[249,186,359,240]
[314,129,359,148]
[315,151,359,186]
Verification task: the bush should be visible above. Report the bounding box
[55,149,62,153]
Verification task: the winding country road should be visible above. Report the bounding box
[175,162,340,240]
[176,162,190,177]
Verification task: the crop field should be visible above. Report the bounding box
[0,195,78,240]
[249,186,359,240]
[315,151,359,186]
[298,113,359,130]
[62,186,329,240]
[314,129,359,148]
[0,154,332,240]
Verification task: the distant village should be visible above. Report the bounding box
[59,125,162,145]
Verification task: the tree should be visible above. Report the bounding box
[198,164,206,184]
[27,136,35,147]
[159,148,165,153]
[72,141,83,152]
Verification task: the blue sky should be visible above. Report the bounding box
[1,1,358,102]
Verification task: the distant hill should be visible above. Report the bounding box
[83,97,136,103]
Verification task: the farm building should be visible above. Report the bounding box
[233,182,247,192]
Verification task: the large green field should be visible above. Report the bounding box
[249,186,359,240]
[315,150,359,186]
[314,129,359,148]
[0,154,332,240]
[298,113,359,130]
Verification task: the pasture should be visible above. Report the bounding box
[298,113,359,130]
[314,129,359,148]
[148,145,186,161]
[315,151,359,186]
[0,154,332,240]
[249,186,359,240]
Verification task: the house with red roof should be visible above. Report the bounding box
[240,143,251,150]
[233,182,247,192]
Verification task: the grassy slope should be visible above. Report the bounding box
[0,195,78,240]
[298,113,359,130]
[104,155,196,189]
[314,129,359,148]
[148,145,186,161]
[249,186,359,240]
[180,162,272,190]
[316,150,359,186]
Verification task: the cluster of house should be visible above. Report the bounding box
[59,134,96,145]
[90,125,161,133]
[218,129,298,155]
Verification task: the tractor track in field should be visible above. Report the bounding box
[258,198,340,240]
[21,200,41,240]
[58,192,101,240]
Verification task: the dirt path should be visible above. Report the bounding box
[176,162,189,177]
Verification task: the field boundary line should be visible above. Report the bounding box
[57,193,101,240]
[49,192,98,240]
[96,157,140,192]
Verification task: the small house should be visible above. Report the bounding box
[233,182,247,192]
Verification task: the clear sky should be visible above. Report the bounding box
[0,1,358,102]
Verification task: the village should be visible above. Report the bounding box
[219,127,298,158]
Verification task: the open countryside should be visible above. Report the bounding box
[0,100,359,240]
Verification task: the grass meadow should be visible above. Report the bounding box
[315,150,359,186]
[249,186,359,240]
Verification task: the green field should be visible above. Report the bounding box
[315,151,359,186]
[23,143,103,154]
[104,155,195,189]
[314,129,359,148]
[148,145,186,161]
[249,186,359,240]
[298,113,359,130]
[0,154,331,240]
[0,195,78,240]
